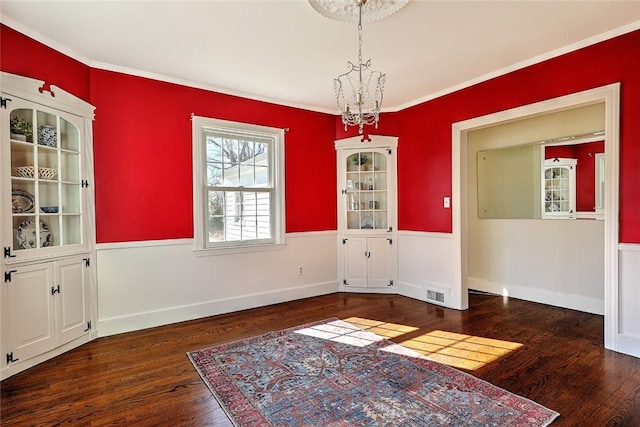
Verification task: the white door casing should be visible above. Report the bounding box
[452,83,636,356]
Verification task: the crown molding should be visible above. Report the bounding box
[389,20,640,112]
[90,61,337,115]
[0,13,92,66]
[2,13,638,115]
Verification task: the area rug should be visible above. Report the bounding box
[188,318,559,426]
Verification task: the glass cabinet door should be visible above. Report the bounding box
[344,150,389,231]
[8,103,83,254]
[542,158,576,218]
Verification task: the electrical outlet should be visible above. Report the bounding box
[297,265,304,275]
[444,197,450,208]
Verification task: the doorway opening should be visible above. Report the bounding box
[451,83,620,351]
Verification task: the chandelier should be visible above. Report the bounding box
[333,0,385,134]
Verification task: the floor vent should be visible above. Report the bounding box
[426,289,445,305]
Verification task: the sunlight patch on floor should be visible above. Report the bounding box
[294,317,418,347]
[295,318,521,370]
[400,330,523,370]
[343,317,419,339]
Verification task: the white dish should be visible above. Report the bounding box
[12,190,35,213]
[16,219,52,249]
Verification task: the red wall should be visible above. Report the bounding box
[396,30,640,242]
[0,25,90,101]
[89,70,336,242]
[2,23,639,243]
[546,142,604,212]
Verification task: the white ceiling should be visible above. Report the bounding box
[2,1,639,113]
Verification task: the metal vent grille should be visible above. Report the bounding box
[427,290,445,304]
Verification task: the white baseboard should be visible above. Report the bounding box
[467,276,604,315]
[396,280,455,308]
[97,281,338,337]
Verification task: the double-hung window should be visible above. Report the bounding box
[193,116,285,252]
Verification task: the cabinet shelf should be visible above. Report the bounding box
[4,89,89,257]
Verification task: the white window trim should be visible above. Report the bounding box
[192,115,286,255]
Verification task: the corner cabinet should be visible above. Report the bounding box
[335,135,398,292]
[1,72,97,380]
[542,158,577,219]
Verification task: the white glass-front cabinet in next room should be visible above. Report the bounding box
[335,135,398,291]
[542,158,577,219]
[1,72,97,380]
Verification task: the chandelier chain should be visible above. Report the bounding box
[333,0,385,134]
[358,3,363,68]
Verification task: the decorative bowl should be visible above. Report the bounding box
[38,167,57,180]
[40,206,59,214]
[10,166,57,180]
[11,166,36,178]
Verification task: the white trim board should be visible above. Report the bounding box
[97,281,337,337]
[467,277,604,316]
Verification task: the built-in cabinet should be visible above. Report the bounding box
[3,257,91,366]
[1,72,96,379]
[542,158,577,218]
[335,135,397,291]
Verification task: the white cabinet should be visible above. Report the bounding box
[3,257,91,366]
[1,72,96,379]
[335,135,398,291]
[542,158,577,218]
[3,262,54,364]
[343,237,393,288]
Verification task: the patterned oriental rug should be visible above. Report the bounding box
[188,318,559,426]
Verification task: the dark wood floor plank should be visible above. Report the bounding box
[2,292,639,426]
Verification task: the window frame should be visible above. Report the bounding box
[192,116,286,254]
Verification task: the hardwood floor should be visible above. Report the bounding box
[2,292,639,426]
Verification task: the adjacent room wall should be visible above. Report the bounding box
[465,103,606,314]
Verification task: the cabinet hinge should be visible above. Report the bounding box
[4,246,15,258]
[0,97,11,109]
[342,238,348,245]
[386,148,392,155]
[81,180,90,188]
[4,270,17,283]
[6,352,19,364]
[387,238,393,245]
[343,279,348,286]
[51,284,61,295]
[388,280,394,287]
[341,189,347,194]
[84,320,92,332]
[83,257,90,267]
[387,226,393,232]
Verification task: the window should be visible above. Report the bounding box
[192,116,285,252]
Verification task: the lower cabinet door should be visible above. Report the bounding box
[55,257,90,346]
[344,238,368,287]
[367,238,393,288]
[4,263,55,366]
[343,237,392,288]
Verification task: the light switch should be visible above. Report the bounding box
[444,197,450,208]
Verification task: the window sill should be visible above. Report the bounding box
[193,242,287,257]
